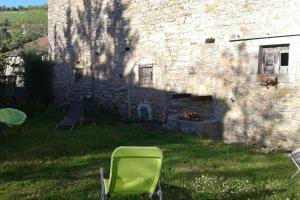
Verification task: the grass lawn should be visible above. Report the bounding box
[0,10,47,24]
[0,108,299,200]
[0,11,28,23]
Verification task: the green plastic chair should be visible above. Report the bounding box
[0,108,27,137]
[100,146,163,200]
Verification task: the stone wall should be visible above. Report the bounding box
[49,0,300,150]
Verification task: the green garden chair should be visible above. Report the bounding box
[291,148,300,179]
[100,146,163,200]
[0,108,27,137]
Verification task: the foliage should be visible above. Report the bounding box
[0,109,298,200]
[0,8,47,53]
[0,18,10,26]
[22,51,54,106]
[0,4,47,12]
[0,8,47,24]
[0,27,10,40]
[0,53,5,76]
[11,9,48,36]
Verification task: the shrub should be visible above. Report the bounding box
[0,54,5,76]
[22,51,54,106]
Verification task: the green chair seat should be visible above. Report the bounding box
[100,146,163,199]
[0,108,27,127]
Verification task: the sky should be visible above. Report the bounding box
[0,0,47,7]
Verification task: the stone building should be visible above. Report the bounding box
[49,0,300,150]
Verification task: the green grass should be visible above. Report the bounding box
[0,11,27,24]
[0,10,47,24]
[0,108,299,200]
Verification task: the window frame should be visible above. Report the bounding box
[281,52,289,67]
[258,44,290,76]
[138,64,154,86]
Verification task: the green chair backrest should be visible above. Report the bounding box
[0,108,27,127]
[107,146,163,195]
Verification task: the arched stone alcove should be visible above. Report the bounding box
[125,56,167,122]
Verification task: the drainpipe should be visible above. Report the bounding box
[127,74,132,119]
[91,64,95,103]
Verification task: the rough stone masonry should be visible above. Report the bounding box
[48,0,300,150]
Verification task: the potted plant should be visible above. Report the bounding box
[257,76,278,89]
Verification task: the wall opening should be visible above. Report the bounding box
[258,44,290,75]
[138,103,152,121]
[138,64,153,86]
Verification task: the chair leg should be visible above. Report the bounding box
[2,130,8,138]
[55,124,59,131]
[291,170,300,179]
[157,181,163,200]
[20,127,25,135]
[70,124,75,132]
[291,156,300,179]
[100,167,107,200]
[80,118,83,128]
[101,194,109,200]
[101,193,105,200]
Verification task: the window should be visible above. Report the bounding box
[259,44,289,75]
[138,64,153,85]
[281,53,289,66]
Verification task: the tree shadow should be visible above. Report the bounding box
[49,0,290,150]
[50,0,139,108]
[40,1,300,199]
[161,183,193,200]
[214,42,288,149]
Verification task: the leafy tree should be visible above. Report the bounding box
[0,28,11,40]
[0,6,47,53]
[1,18,10,27]
[0,54,5,76]
[17,6,25,11]
[23,51,54,106]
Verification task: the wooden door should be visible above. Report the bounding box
[263,48,275,74]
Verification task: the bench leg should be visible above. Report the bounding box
[2,130,8,138]
[292,169,300,179]
[55,124,59,131]
[70,124,75,132]
[20,127,25,135]
[80,118,83,128]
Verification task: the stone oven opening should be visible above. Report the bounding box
[180,109,204,122]
[166,94,222,140]
[167,94,214,119]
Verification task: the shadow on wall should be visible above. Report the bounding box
[51,0,288,148]
[219,42,286,148]
[52,0,139,103]
[51,0,230,140]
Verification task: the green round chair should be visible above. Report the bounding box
[0,108,27,136]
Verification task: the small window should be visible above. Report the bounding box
[264,53,274,74]
[259,44,289,75]
[265,53,274,67]
[138,64,153,85]
[281,53,289,66]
